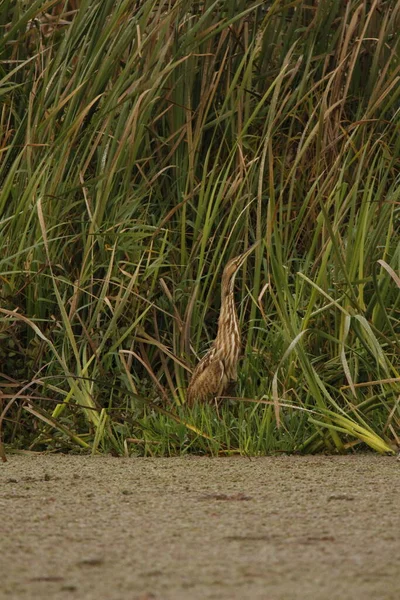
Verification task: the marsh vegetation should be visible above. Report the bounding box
[0,0,399,456]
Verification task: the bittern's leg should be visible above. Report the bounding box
[225,381,237,398]
[214,396,221,419]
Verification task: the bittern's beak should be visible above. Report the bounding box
[236,240,261,268]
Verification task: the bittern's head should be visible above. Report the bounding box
[221,241,260,297]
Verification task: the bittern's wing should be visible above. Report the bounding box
[187,352,226,405]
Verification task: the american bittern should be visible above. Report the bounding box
[187,242,259,405]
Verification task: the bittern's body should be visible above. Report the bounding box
[187,243,258,405]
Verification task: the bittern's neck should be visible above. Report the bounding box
[215,281,240,353]
[221,273,236,302]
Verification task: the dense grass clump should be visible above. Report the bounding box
[0,0,399,457]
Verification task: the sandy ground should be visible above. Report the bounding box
[0,454,399,600]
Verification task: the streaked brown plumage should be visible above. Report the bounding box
[187,242,259,405]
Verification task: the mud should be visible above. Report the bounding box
[1,455,399,599]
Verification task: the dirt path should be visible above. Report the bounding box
[1,455,398,599]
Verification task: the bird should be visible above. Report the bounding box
[186,241,260,405]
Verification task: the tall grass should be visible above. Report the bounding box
[0,0,399,457]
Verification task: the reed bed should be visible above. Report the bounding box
[0,0,399,456]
